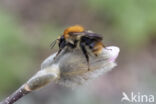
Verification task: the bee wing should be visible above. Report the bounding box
[69,32,86,36]
[83,31,103,40]
[69,31,103,41]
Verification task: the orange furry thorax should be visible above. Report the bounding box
[63,25,84,39]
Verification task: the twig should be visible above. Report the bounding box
[0,85,31,104]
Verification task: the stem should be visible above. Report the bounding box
[0,84,31,104]
[0,69,58,104]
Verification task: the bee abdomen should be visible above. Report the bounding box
[92,42,104,56]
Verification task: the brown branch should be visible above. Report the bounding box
[0,85,31,104]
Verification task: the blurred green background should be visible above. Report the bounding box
[0,0,156,104]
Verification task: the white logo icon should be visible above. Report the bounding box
[121,92,155,103]
[121,92,131,102]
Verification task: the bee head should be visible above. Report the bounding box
[63,25,84,39]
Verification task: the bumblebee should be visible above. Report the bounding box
[51,25,104,70]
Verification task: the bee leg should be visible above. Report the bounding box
[68,40,78,49]
[55,38,66,60]
[54,49,62,60]
[54,44,66,60]
[80,42,90,71]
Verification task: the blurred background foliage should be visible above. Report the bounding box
[0,0,156,104]
[88,0,156,47]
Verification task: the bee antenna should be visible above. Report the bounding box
[50,40,57,49]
